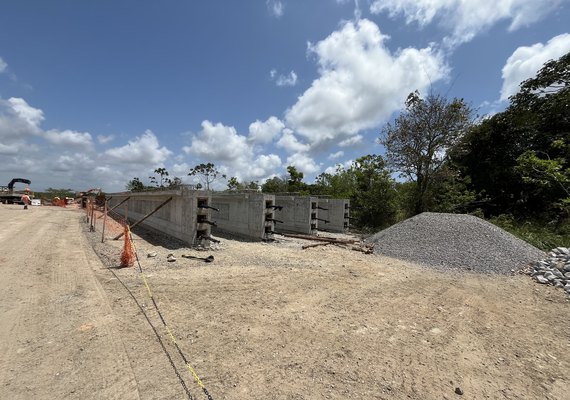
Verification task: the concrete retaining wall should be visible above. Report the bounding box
[211,192,276,241]
[274,195,319,235]
[107,187,212,246]
[317,198,350,233]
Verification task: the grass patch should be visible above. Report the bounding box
[489,214,570,251]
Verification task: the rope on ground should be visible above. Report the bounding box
[107,266,195,400]
[126,225,215,400]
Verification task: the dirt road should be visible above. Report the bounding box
[1,205,569,399]
[0,205,139,399]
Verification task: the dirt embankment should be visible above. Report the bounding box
[1,205,569,399]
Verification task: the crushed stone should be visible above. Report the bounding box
[368,212,545,275]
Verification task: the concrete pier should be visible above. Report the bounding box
[106,187,213,246]
[211,192,276,241]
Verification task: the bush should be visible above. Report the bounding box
[489,214,570,251]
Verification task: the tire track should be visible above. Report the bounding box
[0,206,141,400]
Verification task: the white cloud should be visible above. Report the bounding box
[105,130,172,165]
[54,152,96,172]
[183,120,252,162]
[285,19,447,149]
[286,152,321,174]
[270,69,298,87]
[0,142,21,155]
[0,97,44,155]
[324,159,353,175]
[267,0,284,18]
[250,154,282,179]
[97,134,114,144]
[171,162,190,177]
[0,57,7,73]
[500,33,570,100]
[275,70,298,87]
[276,129,311,153]
[338,134,363,148]
[248,116,285,144]
[183,120,283,184]
[328,150,344,160]
[44,129,93,149]
[370,0,564,47]
[7,97,44,129]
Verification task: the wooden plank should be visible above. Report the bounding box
[113,197,173,240]
[282,233,356,244]
[98,196,130,219]
[302,242,333,249]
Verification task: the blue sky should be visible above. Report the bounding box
[1,0,569,192]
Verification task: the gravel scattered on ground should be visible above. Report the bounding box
[368,212,545,275]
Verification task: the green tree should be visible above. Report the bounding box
[452,52,570,218]
[516,149,570,215]
[380,91,473,214]
[168,176,183,188]
[286,165,309,193]
[40,187,75,199]
[126,177,145,192]
[227,176,240,191]
[349,155,398,229]
[314,165,355,199]
[188,162,226,190]
[261,176,288,193]
[226,176,260,191]
[151,167,171,188]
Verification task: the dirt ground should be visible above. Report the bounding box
[0,205,569,400]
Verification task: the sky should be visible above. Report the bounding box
[1,0,569,192]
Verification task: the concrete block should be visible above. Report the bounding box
[317,198,350,233]
[274,195,319,235]
[211,192,276,241]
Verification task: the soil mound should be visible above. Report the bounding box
[369,212,544,274]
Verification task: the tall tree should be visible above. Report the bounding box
[349,155,398,228]
[314,165,355,199]
[152,167,171,188]
[286,165,308,193]
[380,91,473,214]
[188,162,226,190]
[227,176,241,191]
[453,52,570,218]
[261,176,288,193]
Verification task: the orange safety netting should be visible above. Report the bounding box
[120,225,135,268]
[53,199,67,207]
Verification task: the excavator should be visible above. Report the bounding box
[0,178,32,204]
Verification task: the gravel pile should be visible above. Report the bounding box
[527,247,570,294]
[369,212,545,274]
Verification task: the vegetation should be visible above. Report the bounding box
[122,53,570,248]
[380,91,474,214]
[226,177,259,191]
[34,188,76,199]
[126,168,183,192]
[188,163,226,190]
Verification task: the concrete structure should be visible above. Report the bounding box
[316,198,350,233]
[106,187,213,246]
[211,192,276,241]
[274,195,319,235]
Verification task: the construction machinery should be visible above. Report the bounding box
[0,178,32,204]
